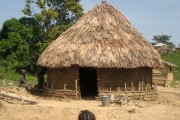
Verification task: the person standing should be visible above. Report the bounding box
[37,67,47,89]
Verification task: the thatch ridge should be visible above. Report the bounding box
[37,2,161,68]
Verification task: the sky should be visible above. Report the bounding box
[0,0,179,46]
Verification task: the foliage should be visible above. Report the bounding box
[152,33,175,48]
[0,66,37,86]
[22,0,83,31]
[0,0,84,74]
[20,0,84,71]
[161,51,180,81]
[38,22,73,52]
[19,17,43,72]
[0,18,30,70]
[0,17,45,73]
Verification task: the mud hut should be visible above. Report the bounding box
[153,60,176,87]
[37,2,161,99]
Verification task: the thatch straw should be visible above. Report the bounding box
[37,2,161,68]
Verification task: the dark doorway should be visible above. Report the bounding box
[79,67,98,98]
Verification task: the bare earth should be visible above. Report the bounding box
[0,86,180,120]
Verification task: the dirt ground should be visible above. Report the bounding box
[0,86,180,120]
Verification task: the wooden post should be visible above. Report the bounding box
[155,84,157,90]
[139,81,141,91]
[141,81,144,91]
[51,82,53,89]
[118,87,120,92]
[131,82,133,92]
[75,80,78,98]
[125,83,127,92]
[156,84,158,90]
[64,84,66,90]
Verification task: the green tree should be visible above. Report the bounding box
[22,0,84,53]
[19,17,43,72]
[22,0,83,31]
[152,33,175,48]
[0,18,30,70]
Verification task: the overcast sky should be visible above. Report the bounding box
[0,0,179,46]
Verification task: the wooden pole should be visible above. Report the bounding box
[156,84,157,90]
[125,83,127,92]
[155,84,157,90]
[64,84,66,90]
[0,90,37,104]
[142,81,144,91]
[139,81,141,91]
[131,82,133,92]
[110,87,111,92]
[75,80,78,98]
[51,82,53,89]
[118,87,120,92]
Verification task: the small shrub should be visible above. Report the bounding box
[170,80,180,88]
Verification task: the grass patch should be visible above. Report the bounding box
[170,80,177,87]
[161,51,180,81]
[0,67,37,87]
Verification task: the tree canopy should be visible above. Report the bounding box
[22,0,83,31]
[152,33,175,48]
[0,18,30,70]
[0,0,84,73]
[22,0,84,53]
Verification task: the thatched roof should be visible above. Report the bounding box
[162,60,176,67]
[37,2,161,68]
